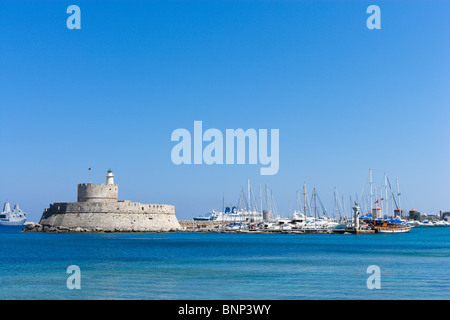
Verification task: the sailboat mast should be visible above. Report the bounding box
[289,200,291,217]
[270,190,277,217]
[247,179,251,212]
[260,184,263,216]
[369,169,373,213]
[334,187,338,219]
[384,173,388,217]
[380,187,383,217]
[303,184,307,218]
[396,177,402,218]
[314,188,317,227]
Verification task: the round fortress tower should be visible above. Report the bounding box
[77,169,118,203]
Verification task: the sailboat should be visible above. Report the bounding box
[373,219,412,233]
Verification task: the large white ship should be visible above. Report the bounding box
[0,201,27,226]
[194,180,266,222]
[194,206,263,222]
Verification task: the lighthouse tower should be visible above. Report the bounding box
[106,169,114,185]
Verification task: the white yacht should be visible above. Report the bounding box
[421,220,435,227]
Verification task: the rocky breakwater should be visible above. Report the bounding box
[22,222,179,233]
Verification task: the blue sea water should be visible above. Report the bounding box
[0,226,448,300]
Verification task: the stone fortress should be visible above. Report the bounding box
[33,169,181,232]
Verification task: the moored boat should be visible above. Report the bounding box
[373,219,412,233]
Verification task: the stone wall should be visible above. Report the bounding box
[39,201,181,232]
[179,220,224,229]
[77,183,118,202]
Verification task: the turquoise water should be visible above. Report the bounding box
[0,226,449,300]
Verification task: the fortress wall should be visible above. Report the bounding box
[45,202,175,215]
[40,202,180,231]
[77,183,118,202]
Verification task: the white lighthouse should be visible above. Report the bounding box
[106,169,114,185]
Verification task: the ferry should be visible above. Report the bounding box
[194,206,263,222]
[0,201,27,226]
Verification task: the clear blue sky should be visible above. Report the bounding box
[1,0,449,221]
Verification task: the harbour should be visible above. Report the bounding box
[181,170,450,235]
[1,225,448,300]
[179,220,375,234]
[18,169,450,235]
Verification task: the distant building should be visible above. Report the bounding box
[372,206,382,219]
[408,208,420,221]
[441,211,450,222]
[394,208,404,218]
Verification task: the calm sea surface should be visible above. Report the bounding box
[0,226,448,300]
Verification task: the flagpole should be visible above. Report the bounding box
[369,169,373,215]
[380,187,383,218]
[384,173,388,218]
[396,177,401,219]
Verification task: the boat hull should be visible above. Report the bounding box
[0,218,27,226]
[376,227,411,233]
